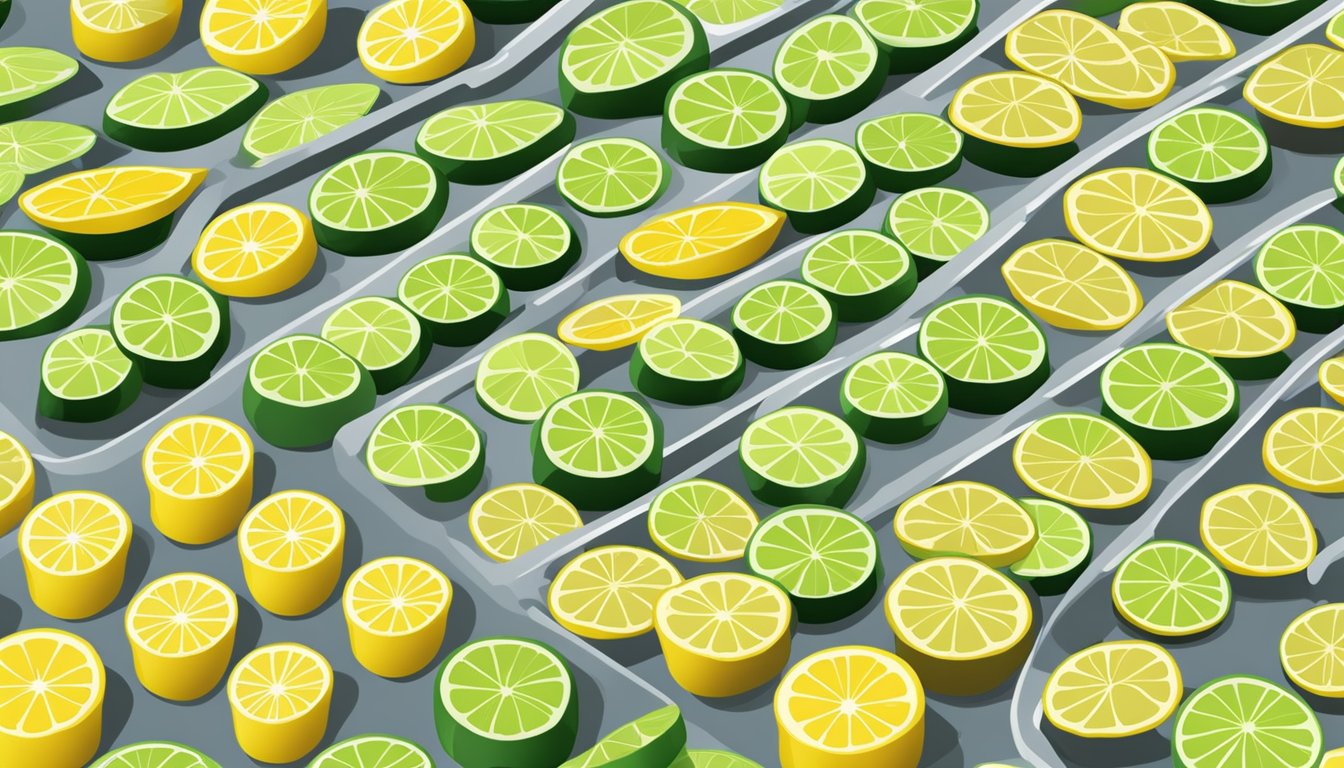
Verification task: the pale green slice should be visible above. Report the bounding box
[637,318,741,382]
[43,327,134,398]
[416,99,567,171]
[469,203,576,289]
[111,275,223,365]
[91,741,219,768]
[104,66,261,133]
[1112,540,1230,636]
[436,637,575,745]
[475,333,580,422]
[841,352,945,420]
[678,0,780,25]
[309,151,440,234]
[884,186,989,265]
[560,706,686,768]
[744,504,879,621]
[772,15,880,101]
[1100,343,1237,432]
[856,113,963,179]
[689,751,764,768]
[0,121,96,174]
[732,280,834,345]
[1254,224,1344,318]
[248,335,365,408]
[242,83,380,162]
[800,230,912,299]
[557,138,668,217]
[759,139,868,213]
[560,0,701,95]
[366,404,482,490]
[1147,107,1268,185]
[665,68,788,149]
[648,479,758,561]
[308,735,432,768]
[739,406,863,506]
[1174,676,1322,768]
[397,254,505,330]
[918,295,1047,383]
[0,231,87,340]
[1008,498,1091,587]
[537,391,658,478]
[851,0,978,47]
[0,48,79,113]
[0,165,18,204]
[320,295,424,392]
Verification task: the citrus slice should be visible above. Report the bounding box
[308,150,447,256]
[0,231,90,341]
[1043,640,1181,737]
[398,252,508,345]
[894,480,1037,567]
[475,332,580,422]
[548,544,682,639]
[39,326,142,423]
[1010,498,1092,594]
[1166,279,1294,378]
[1321,357,1344,404]
[1253,224,1344,333]
[679,0,778,25]
[358,0,474,84]
[533,390,663,510]
[731,279,837,369]
[416,99,575,184]
[1146,106,1270,203]
[104,67,266,151]
[92,742,220,768]
[242,83,381,163]
[800,229,916,321]
[125,572,238,701]
[758,138,873,234]
[663,68,791,172]
[19,490,131,619]
[1173,676,1322,768]
[1200,483,1314,577]
[557,137,668,217]
[557,293,681,351]
[746,504,880,623]
[143,415,253,545]
[72,0,182,62]
[0,430,34,535]
[855,112,963,192]
[1262,407,1344,493]
[468,482,580,562]
[647,479,757,562]
[1112,539,1230,636]
[321,295,430,393]
[619,202,785,280]
[192,202,317,298]
[469,203,579,290]
[630,318,745,404]
[1100,343,1238,459]
[840,351,947,443]
[365,404,484,502]
[343,555,452,678]
[0,48,79,120]
[0,629,105,768]
[201,0,326,75]
[884,557,1033,695]
[851,0,978,71]
[1118,1,1235,61]
[1002,238,1141,331]
[739,406,864,507]
[309,735,433,768]
[917,294,1049,413]
[0,167,20,206]
[1012,412,1153,509]
[227,643,333,764]
[1280,603,1344,698]
[688,750,762,768]
[883,186,988,276]
[242,333,376,449]
[949,70,1081,149]
[653,572,792,697]
[1244,44,1344,129]
[773,14,885,123]
[111,274,229,388]
[561,706,686,768]
[238,490,345,616]
[1063,167,1212,262]
[0,120,96,174]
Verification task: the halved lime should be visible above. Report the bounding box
[850,0,978,71]
[856,112,963,192]
[688,751,762,768]
[309,150,447,256]
[731,279,837,369]
[242,83,381,164]
[772,14,885,123]
[1147,107,1270,203]
[0,121,96,174]
[745,504,881,623]
[557,137,668,217]
[104,66,266,151]
[840,351,948,443]
[0,231,89,341]
[475,332,579,422]
[560,706,687,768]
[39,326,141,422]
[559,0,709,118]
[917,295,1049,413]
[801,229,915,321]
[1174,675,1322,768]
[648,478,758,562]
[1009,498,1091,595]
[533,390,663,511]
[366,404,484,502]
[1100,343,1238,459]
[1112,539,1230,636]
[0,48,79,120]
[739,405,865,507]
[91,742,220,768]
[434,637,579,768]
[662,68,791,172]
[321,295,430,393]
[242,334,375,449]
[883,186,989,277]
[397,253,509,345]
[110,275,228,391]
[630,317,744,404]
[309,735,433,768]
[759,138,874,234]
[416,99,575,184]
[469,203,579,290]
[1253,223,1344,332]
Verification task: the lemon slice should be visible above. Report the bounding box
[1320,357,1344,405]
[19,490,131,620]
[20,165,206,235]
[72,0,182,62]
[1013,412,1153,509]
[948,70,1082,148]
[1244,44,1344,129]
[894,480,1037,567]
[227,643,333,764]
[619,202,785,280]
[192,202,317,298]
[549,545,682,639]
[201,0,326,75]
[359,0,474,84]
[343,555,452,678]
[1166,279,1295,377]
[1044,640,1182,737]
[238,489,346,616]
[1118,2,1235,62]
[1063,167,1212,262]
[468,482,581,562]
[1280,603,1344,698]
[0,429,34,535]
[125,572,238,701]
[557,293,681,351]
[0,628,105,768]
[1263,407,1344,493]
[143,415,254,546]
[1002,238,1143,331]
[1200,484,1315,577]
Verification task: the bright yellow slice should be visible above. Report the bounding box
[1244,44,1344,129]
[947,70,1082,148]
[1199,483,1315,577]
[1280,603,1344,698]
[19,490,131,620]
[228,642,333,764]
[193,202,317,298]
[654,572,792,698]
[0,429,35,535]
[468,482,581,562]
[20,166,206,236]
[343,555,452,678]
[549,544,682,639]
[1320,357,1344,405]
[1013,412,1153,509]
[1166,280,1295,361]
[125,571,238,701]
[775,646,924,768]
[1043,640,1182,737]
[1117,2,1234,62]
[893,480,1037,567]
[1063,167,1212,262]
[1263,407,1344,493]
[358,0,474,84]
[557,293,681,351]
[201,0,326,75]
[619,202,785,280]
[0,628,105,768]
[143,415,254,546]
[1002,238,1142,331]
[71,0,182,62]
[238,489,346,616]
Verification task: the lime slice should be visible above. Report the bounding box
[104,66,266,151]
[746,504,881,623]
[0,48,78,120]
[434,637,579,768]
[895,480,1037,567]
[800,230,915,321]
[475,333,579,422]
[1253,224,1344,333]
[739,406,864,507]
[1043,640,1181,738]
[1280,603,1344,697]
[468,483,580,562]
[321,296,430,393]
[91,742,220,768]
[855,112,963,192]
[630,318,745,404]
[1112,540,1230,636]
[309,735,432,768]
[1330,8,1344,47]
[111,274,228,388]
[309,150,448,256]
[533,390,663,511]
[0,121,95,174]
[647,478,758,562]
[0,166,19,205]
[1174,675,1322,768]
[1147,107,1270,203]
[1001,238,1143,332]
[663,68,791,172]
[416,99,575,184]
[759,138,873,234]
[773,14,885,123]
[557,137,668,217]
[850,0,978,71]
[677,0,779,25]
[948,70,1081,176]
[39,326,142,422]
[397,253,509,345]
[918,295,1049,413]
[559,0,709,118]
[469,203,579,290]
[560,706,686,768]
[883,186,988,276]
[243,334,375,449]
[242,83,381,164]
[0,231,90,341]
[366,404,484,502]
[1100,343,1238,459]
[730,279,837,369]
[1009,498,1091,595]
[688,750,763,768]
[1166,279,1294,379]
[1200,483,1315,577]
[1013,412,1153,509]
[840,351,947,443]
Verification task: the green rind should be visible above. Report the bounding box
[38,325,142,423]
[661,68,794,173]
[629,331,746,405]
[839,352,949,443]
[730,279,838,369]
[744,504,881,623]
[242,334,376,449]
[1146,108,1271,204]
[110,275,229,389]
[1185,0,1326,34]
[1008,498,1092,596]
[469,204,580,290]
[917,294,1050,414]
[41,215,175,261]
[958,133,1079,178]
[0,231,90,341]
[758,141,875,234]
[309,151,448,257]
[531,390,664,511]
[416,102,576,185]
[397,254,511,346]
[559,706,687,768]
[1099,344,1239,460]
[103,69,267,152]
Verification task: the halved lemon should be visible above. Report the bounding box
[19,490,131,620]
[1262,407,1344,493]
[125,571,238,701]
[557,293,681,351]
[1244,44,1344,129]
[0,429,35,535]
[1043,640,1182,737]
[20,166,207,236]
[1002,238,1143,331]
[1118,1,1235,62]
[619,202,785,280]
[1013,412,1153,509]
[894,480,1037,567]
[468,482,581,562]
[1166,280,1295,362]
[1280,603,1344,698]
[548,544,682,639]
[1320,357,1344,405]
[1200,484,1315,577]
[947,70,1082,148]
[343,555,452,678]
[201,0,326,75]
[228,643,333,764]
[238,489,346,616]
[0,628,105,768]
[192,202,317,298]
[1063,167,1212,262]
[71,0,183,62]
[358,0,475,84]
[143,415,254,545]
